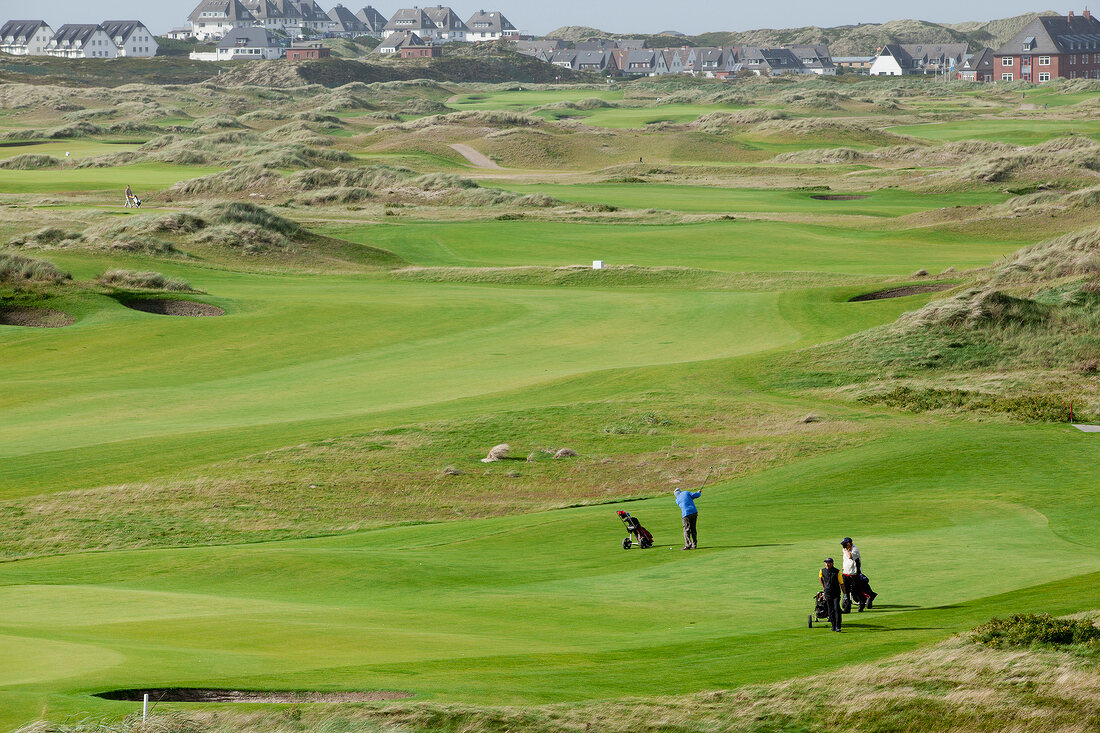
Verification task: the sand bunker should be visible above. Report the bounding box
[95,688,413,703]
[120,299,225,317]
[850,284,955,302]
[0,306,74,328]
[811,194,870,201]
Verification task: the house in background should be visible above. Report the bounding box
[833,55,874,73]
[422,6,469,43]
[294,0,338,34]
[45,24,117,58]
[327,4,370,36]
[101,21,158,57]
[242,1,303,37]
[515,39,565,60]
[215,26,285,58]
[376,30,426,53]
[869,43,968,75]
[188,0,257,41]
[789,44,835,74]
[355,6,389,37]
[166,27,195,40]
[400,42,441,57]
[287,40,330,58]
[465,10,516,42]
[994,10,1100,81]
[957,48,995,81]
[0,20,54,55]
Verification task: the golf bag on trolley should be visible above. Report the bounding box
[617,510,653,549]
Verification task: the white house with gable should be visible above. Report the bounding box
[215,27,285,59]
[188,0,257,41]
[45,24,118,58]
[0,20,54,55]
[101,21,158,57]
[465,10,516,41]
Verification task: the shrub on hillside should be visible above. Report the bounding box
[0,154,62,170]
[97,270,192,292]
[971,613,1100,650]
[202,202,300,235]
[0,253,71,284]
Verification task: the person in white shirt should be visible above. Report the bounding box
[841,537,877,612]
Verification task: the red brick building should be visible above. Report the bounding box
[399,45,441,58]
[286,42,330,61]
[994,10,1100,82]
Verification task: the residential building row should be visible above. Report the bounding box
[176,1,520,46]
[517,38,836,77]
[0,20,157,57]
[861,10,1100,82]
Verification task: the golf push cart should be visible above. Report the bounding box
[617,510,654,549]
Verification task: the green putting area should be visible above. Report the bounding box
[0,162,222,194]
[325,218,1026,272]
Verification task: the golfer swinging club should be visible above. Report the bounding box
[674,482,704,550]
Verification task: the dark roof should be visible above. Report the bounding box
[423,6,468,31]
[378,30,426,49]
[385,8,431,31]
[1,20,50,42]
[879,42,968,66]
[960,47,995,71]
[51,24,105,46]
[100,21,148,42]
[995,13,1100,55]
[216,26,281,48]
[328,4,369,31]
[294,0,331,22]
[356,6,388,30]
[243,0,303,20]
[466,10,516,33]
[575,49,612,68]
[189,0,256,23]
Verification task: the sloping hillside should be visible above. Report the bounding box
[549,11,1058,55]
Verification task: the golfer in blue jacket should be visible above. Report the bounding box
[675,487,702,550]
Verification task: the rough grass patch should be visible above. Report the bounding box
[97,270,193,292]
[0,253,71,284]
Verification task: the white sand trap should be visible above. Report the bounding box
[1072,425,1100,433]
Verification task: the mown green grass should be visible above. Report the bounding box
[0,139,143,161]
[495,182,1011,215]
[891,117,1100,144]
[326,218,1026,273]
[447,89,625,111]
[1,421,1097,728]
[0,162,222,193]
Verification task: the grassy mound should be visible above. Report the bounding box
[0,154,62,170]
[97,270,193,292]
[0,253,71,285]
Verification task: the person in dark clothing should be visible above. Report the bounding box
[819,557,844,632]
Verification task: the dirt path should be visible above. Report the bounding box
[449,143,501,169]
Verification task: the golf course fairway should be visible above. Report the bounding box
[2,72,1100,732]
[1,422,1098,727]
